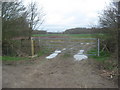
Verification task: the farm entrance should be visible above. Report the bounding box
[31,36,99,58]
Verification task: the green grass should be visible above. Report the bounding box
[87,48,110,62]
[38,46,53,56]
[32,34,109,39]
[87,48,116,70]
[0,56,29,61]
[38,50,49,56]
[90,55,109,62]
[67,34,93,37]
[61,52,71,58]
[32,34,63,37]
[0,56,2,60]
[32,34,97,38]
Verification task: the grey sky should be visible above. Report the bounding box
[23,0,111,32]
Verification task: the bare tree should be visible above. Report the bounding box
[2,0,31,56]
[27,1,45,30]
[99,2,118,28]
[98,2,118,53]
[2,1,29,40]
[2,1,26,21]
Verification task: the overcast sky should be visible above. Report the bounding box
[23,0,111,32]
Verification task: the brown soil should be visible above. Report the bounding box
[2,55,118,88]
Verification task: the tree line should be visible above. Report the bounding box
[63,27,111,34]
[2,0,44,40]
[2,0,45,56]
[97,1,118,54]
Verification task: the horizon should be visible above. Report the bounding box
[34,27,103,33]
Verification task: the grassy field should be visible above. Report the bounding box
[0,56,29,61]
[32,34,108,39]
[32,34,94,38]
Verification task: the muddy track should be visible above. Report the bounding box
[2,55,117,88]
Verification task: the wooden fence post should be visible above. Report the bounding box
[39,39,40,48]
[31,37,34,56]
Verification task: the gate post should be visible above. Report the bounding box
[31,37,34,57]
[98,38,100,56]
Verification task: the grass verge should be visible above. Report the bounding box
[32,34,96,38]
[0,56,29,61]
[87,48,116,70]
[37,46,54,56]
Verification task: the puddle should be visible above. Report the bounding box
[55,50,61,53]
[78,50,84,54]
[46,50,61,59]
[62,48,66,51]
[46,48,88,61]
[81,43,90,45]
[74,50,88,61]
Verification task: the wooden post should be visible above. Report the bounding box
[39,39,40,47]
[31,37,34,56]
[98,38,100,56]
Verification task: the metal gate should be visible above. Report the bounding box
[31,36,100,57]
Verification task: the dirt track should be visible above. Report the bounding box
[2,55,118,88]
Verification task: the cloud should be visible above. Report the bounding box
[23,0,111,32]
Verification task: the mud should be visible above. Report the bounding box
[2,56,118,88]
